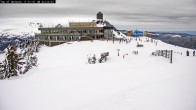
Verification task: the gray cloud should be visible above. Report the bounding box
[0,0,196,31]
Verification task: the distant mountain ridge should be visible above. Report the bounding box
[154,31,196,36]
[0,22,42,51]
[151,31,196,49]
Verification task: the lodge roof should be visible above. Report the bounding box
[55,24,63,28]
[97,11,103,15]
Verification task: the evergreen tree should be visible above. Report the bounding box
[0,60,8,79]
[30,54,38,67]
[22,43,32,74]
[35,40,40,53]
[22,40,38,74]
[0,62,4,79]
[29,41,38,67]
[6,45,25,78]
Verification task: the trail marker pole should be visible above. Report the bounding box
[117,49,120,56]
[170,50,173,64]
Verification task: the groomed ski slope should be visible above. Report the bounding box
[113,30,127,38]
[0,37,196,110]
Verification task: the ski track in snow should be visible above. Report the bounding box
[0,37,196,110]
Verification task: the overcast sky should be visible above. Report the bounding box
[0,0,196,31]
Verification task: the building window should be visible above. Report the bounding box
[50,36,56,40]
[58,36,64,40]
[65,36,71,41]
[64,36,67,40]
[45,36,48,40]
[39,36,45,40]
[50,30,54,33]
[91,30,95,34]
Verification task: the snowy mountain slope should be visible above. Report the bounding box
[113,30,127,38]
[171,35,182,38]
[0,22,42,37]
[0,37,196,110]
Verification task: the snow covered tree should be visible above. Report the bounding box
[6,45,25,78]
[0,59,8,79]
[30,54,38,67]
[0,62,5,79]
[34,40,40,53]
[22,40,38,74]
[30,41,38,67]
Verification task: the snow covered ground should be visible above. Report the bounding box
[0,37,196,110]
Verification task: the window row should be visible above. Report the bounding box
[38,36,81,41]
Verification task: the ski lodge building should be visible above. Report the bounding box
[35,12,114,46]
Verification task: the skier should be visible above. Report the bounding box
[92,54,96,64]
[186,50,189,56]
[193,50,195,56]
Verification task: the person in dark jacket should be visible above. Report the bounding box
[193,50,195,56]
[186,50,189,56]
